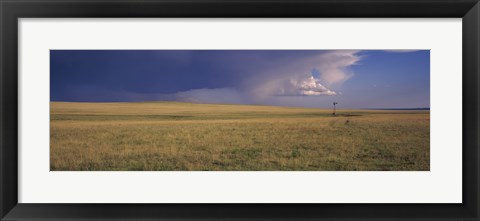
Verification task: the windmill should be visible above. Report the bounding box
[332,102,338,115]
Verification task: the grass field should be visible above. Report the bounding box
[50,102,430,171]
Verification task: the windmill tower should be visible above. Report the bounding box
[332,102,338,115]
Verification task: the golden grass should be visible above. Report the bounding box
[50,102,429,171]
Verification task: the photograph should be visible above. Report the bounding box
[50,50,430,171]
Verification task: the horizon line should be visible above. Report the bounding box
[49,100,430,110]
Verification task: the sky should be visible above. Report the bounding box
[50,50,430,109]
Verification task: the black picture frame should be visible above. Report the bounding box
[1,0,479,220]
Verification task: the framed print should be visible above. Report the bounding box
[1,0,479,220]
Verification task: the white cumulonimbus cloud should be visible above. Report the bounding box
[248,50,362,100]
[313,50,362,86]
[275,74,336,96]
[163,50,363,104]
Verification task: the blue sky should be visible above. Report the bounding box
[51,50,429,109]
